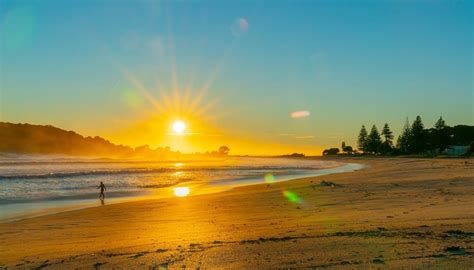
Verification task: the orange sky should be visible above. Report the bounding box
[103,114,325,156]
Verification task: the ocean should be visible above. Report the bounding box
[0,155,363,221]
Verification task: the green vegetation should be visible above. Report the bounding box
[357,125,368,152]
[324,116,474,156]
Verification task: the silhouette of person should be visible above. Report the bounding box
[97,181,106,200]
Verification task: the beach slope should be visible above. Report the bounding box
[1,158,473,269]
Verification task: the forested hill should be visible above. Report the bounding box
[0,122,135,157]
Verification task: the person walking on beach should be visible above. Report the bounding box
[97,181,106,200]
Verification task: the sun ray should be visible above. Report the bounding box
[95,6,239,139]
[98,41,168,115]
[182,66,197,111]
[118,66,165,114]
[188,42,236,114]
[193,97,220,118]
[165,7,181,115]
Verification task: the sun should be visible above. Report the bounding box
[172,120,186,134]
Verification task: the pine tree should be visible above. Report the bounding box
[434,116,446,130]
[357,125,368,152]
[366,125,382,154]
[341,141,346,150]
[431,116,449,152]
[380,123,394,154]
[381,123,394,146]
[409,115,426,154]
[397,118,411,154]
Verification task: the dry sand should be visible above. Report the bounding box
[1,158,473,269]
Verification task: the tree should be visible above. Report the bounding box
[288,153,305,157]
[429,116,450,153]
[397,118,411,154]
[434,116,446,130]
[218,146,230,155]
[451,125,474,145]
[379,123,394,154]
[343,145,353,154]
[381,123,394,146]
[341,141,346,150]
[322,148,340,156]
[357,125,368,152]
[366,125,382,153]
[409,115,426,154]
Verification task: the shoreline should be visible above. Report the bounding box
[1,157,472,269]
[0,162,364,223]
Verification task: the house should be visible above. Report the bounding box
[442,145,469,156]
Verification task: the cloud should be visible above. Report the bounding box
[278,133,315,139]
[294,135,315,139]
[290,110,310,118]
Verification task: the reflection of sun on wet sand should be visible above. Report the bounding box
[173,186,190,197]
[0,158,473,269]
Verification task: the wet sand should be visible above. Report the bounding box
[1,158,473,269]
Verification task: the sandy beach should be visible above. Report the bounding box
[1,157,473,269]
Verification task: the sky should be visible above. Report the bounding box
[0,0,472,155]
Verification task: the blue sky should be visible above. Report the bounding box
[0,0,472,154]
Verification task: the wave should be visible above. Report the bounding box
[0,165,329,180]
[0,168,172,180]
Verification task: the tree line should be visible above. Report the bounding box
[323,116,473,156]
[0,122,181,158]
[356,116,473,155]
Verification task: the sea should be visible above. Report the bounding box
[0,154,363,221]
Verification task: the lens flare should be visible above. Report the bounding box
[230,18,249,37]
[122,89,143,108]
[173,187,190,197]
[264,173,275,183]
[283,190,302,204]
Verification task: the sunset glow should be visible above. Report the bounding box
[0,1,472,269]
